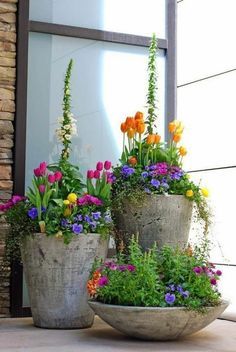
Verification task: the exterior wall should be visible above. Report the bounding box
[0,0,17,317]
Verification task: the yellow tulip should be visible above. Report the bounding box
[179,146,187,156]
[67,193,77,203]
[186,189,194,198]
[201,188,209,197]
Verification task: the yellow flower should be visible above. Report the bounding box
[179,146,187,156]
[55,231,63,239]
[67,193,77,203]
[186,189,194,198]
[63,200,70,205]
[201,188,209,197]
[64,208,72,217]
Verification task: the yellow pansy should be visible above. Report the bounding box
[201,188,209,197]
[55,231,63,239]
[186,189,194,198]
[63,200,70,205]
[67,193,77,203]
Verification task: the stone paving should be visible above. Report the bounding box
[0,317,235,352]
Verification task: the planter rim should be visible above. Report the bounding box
[29,232,106,237]
[88,299,229,311]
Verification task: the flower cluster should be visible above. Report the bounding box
[0,195,25,212]
[88,238,222,311]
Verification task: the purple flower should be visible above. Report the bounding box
[176,285,183,293]
[84,215,92,223]
[141,171,149,178]
[210,278,217,285]
[144,187,151,194]
[72,223,83,235]
[61,218,69,227]
[149,165,157,171]
[127,264,136,272]
[165,293,176,305]
[182,290,190,299]
[161,182,169,189]
[193,266,203,275]
[121,165,135,177]
[28,207,38,220]
[90,221,97,231]
[118,265,127,272]
[216,270,222,276]
[156,162,168,175]
[105,261,118,270]
[98,276,109,287]
[104,214,112,223]
[168,284,176,292]
[150,179,160,188]
[92,212,101,220]
[75,214,83,222]
[12,195,25,204]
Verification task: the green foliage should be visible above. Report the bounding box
[89,238,222,311]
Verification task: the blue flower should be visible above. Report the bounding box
[84,215,92,223]
[92,211,101,220]
[161,182,169,189]
[165,293,176,305]
[90,221,98,231]
[141,171,149,178]
[75,214,83,222]
[144,187,151,194]
[168,284,176,292]
[150,179,160,188]
[176,285,183,293]
[28,207,38,220]
[121,165,135,177]
[61,218,69,228]
[72,223,83,235]
[182,290,190,299]
[104,215,112,223]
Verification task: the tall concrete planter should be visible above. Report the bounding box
[113,195,193,252]
[21,233,108,329]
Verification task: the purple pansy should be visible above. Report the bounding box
[92,211,101,220]
[165,293,176,305]
[151,179,160,188]
[28,207,38,220]
[72,223,83,235]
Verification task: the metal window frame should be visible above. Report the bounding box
[12,0,177,317]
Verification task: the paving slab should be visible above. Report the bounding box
[0,316,235,352]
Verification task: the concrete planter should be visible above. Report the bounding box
[113,194,193,252]
[88,300,229,341]
[21,233,108,329]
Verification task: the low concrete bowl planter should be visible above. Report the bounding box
[21,233,108,329]
[88,300,229,341]
[113,194,193,252]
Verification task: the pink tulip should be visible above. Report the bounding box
[48,174,56,183]
[39,184,46,193]
[104,160,112,170]
[96,162,103,171]
[87,170,94,179]
[39,162,47,175]
[34,168,41,177]
[94,170,100,179]
[54,171,62,181]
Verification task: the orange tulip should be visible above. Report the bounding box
[127,128,135,138]
[120,122,128,133]
[125,117,135,129]
[154,134,161,144]
[92,270,101,280]
[134,111,144,120]
[128,156,137,166]
[173,133,182,143]
[136,121,145,134]
[179,146,187,156]
[146,134,155,144]
[168,121,176,134]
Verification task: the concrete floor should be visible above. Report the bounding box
[0,317,235,352]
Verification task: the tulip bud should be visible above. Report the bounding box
[168,121,176,134]
[94,170,101,179]
[125,117,135,129]
[179,146,187,156]
[154,134,161,144]
[104,161,112,170]
[96,162,103,171]
[128,156,137,166]
[120,122,128,133]
[173,134,181,143]
[127,128,135,139]
[38,184,46,193]
[48,174,56,183]
[134,111,143,120]
[34,168,41,177]
[54,170,63,181]
[146,134,155,144]
[87,170,94,179]
[136,121,145,134]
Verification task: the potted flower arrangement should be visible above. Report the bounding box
[87,237,228,341]
[0,60,113,329]
[112,34,210,252]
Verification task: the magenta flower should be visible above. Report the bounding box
[34,168,41,177]
[38,184,46,193]
[210,278,217,285]
[94,170,101,179]
[96,162,103,171]
[87,170,94,179]
[98,276,109,287]
[127,264,136,272]
[39,162,47,175]
[77,194,103,206]
[104,161,112,170]
[54,171,62,181]
[12,195,25,204]
[216,270,222,276]
[48,174,56,183]
[193,267,203,275]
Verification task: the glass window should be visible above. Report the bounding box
[178,0,236,85]
[178,72,236,170]
[29,0,166,38]
[26,32,166,187]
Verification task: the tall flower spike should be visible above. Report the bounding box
[146,33,158,135]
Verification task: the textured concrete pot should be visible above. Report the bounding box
[88,300,229,341]
[21,233,108,329]
[113,194,193,252]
